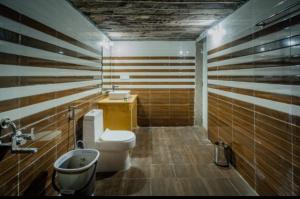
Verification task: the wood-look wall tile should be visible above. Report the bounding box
[0,154,18,177]
[292,162,300,195]
[233,104,254,122]
[255,112,292,141]
[216,93,232,104]
[232,128,254,164]
[217,110,232,127]
[138,104,150,119]
[232,99,254,111]
[292,95,300,106]
[255,143,292,196]
[150,105,170,119]
[255,105,291,124]
[170,90,190,104]
[255,90,292,105]
[131,89,150,104]
[0,52,18,65]
[19,108,56,128]
[150,119,171,127]
[208,117,219,143]
[170,118,191,126]
[138,119,150,127]
[256,163,292,196]
[292,115,300,127]
[19,137,57,169]
[170,105,189,118]
[19,147,57,194]
[0,174,18,196]
[0,76,20,88]
[150,90,170,105]
[232,152,255,188]
[0,98,20,113]
[255,123,292,159]
[17,54,100,71]
[0,155,18,195]
[293,132,300,193]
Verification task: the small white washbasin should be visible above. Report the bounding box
[109,90,130,100]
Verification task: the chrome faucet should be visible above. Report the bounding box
[112,85,119,91]
[0,118,37,153]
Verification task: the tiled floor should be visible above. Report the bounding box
[95,127,257,196]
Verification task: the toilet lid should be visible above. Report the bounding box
[101,130,134,142]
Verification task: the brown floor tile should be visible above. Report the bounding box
[170,149,195,164]
[177,178,210,196]
[152,151,173,164]
[202,178,240,196]
[196,163,225,179]
[173,164,201,178]
[94,127,256,196]
[151,164,176,178]
[151,178,181,196]
[125,166,151,179]
[121,179,151,196]
[95,178,124,196]
[229,176,257,196]
[131,157,152,165]
[217,165,241,178]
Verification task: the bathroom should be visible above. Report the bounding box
[0,0,299,196]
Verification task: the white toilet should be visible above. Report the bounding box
[83,109,136,172]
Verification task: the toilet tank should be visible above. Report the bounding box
[83,109,104,147]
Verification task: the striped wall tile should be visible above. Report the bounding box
[0,2,107,196]
[104,56,195,89]
[104,55,195,127]
[205,1,300,196]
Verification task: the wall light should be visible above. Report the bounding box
[207,24,226,45]
[179,50,191,57]
[285,38,296,46]
[97,40,113,49]
[208,25,226,37]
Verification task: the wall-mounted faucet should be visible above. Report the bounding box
[0,118,38,153]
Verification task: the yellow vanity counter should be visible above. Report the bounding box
[97,95,138,131]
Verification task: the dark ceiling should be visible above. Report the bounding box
[69,0,248,41]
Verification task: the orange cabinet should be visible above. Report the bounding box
[97,95,138,131]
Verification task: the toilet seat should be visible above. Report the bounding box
[96,129,136,151]
[101,129,135,142]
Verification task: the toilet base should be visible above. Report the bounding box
[97,150,131,172]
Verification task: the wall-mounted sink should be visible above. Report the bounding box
[109,90,130,100]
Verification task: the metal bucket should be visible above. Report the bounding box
[214,141,230,167]
[52,149,100,196]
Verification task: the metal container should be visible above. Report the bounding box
[214,141,230,167]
